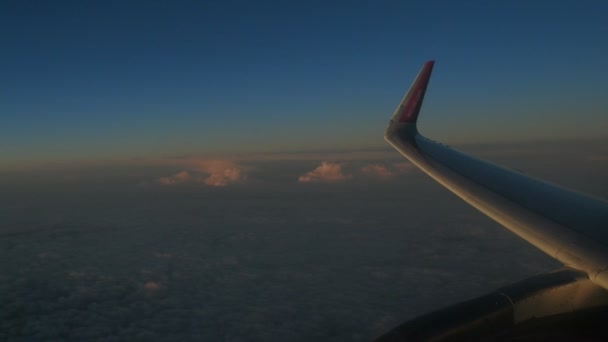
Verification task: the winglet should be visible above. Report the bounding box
[389,60,434,124]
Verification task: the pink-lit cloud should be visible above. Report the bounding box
[196,160,243,186]
[143,281,161,293]
[157,170,193,185]
[156,159,245,187]
[359,162,413,179]
[361,164,393,178]
[298,161,352,183]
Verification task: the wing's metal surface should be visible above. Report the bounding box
[384,61,608,288]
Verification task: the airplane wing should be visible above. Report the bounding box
[378,61,608,340]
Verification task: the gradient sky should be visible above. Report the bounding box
[2,3,608,339]
[1,0,607,164]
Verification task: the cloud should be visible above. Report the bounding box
[359,162,413,179]
[197,160,243,186]
[156,160,245,187]
[361,164,393,178]
[143,281,161,293]
[297,162,351,183]
[298,161,413,183]
[157,170,192,185]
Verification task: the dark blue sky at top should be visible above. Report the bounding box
[1,0,607,162]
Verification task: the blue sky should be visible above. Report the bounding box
[1,0,607,164]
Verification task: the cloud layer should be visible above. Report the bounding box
[0,177,561,340]
[6,141,599,340]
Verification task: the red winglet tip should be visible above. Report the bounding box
[398,61,435,123]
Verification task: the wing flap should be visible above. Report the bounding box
[376,268,608,341]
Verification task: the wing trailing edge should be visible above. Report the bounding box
[376,268,608,341]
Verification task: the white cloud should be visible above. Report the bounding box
[297,161,351,183]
